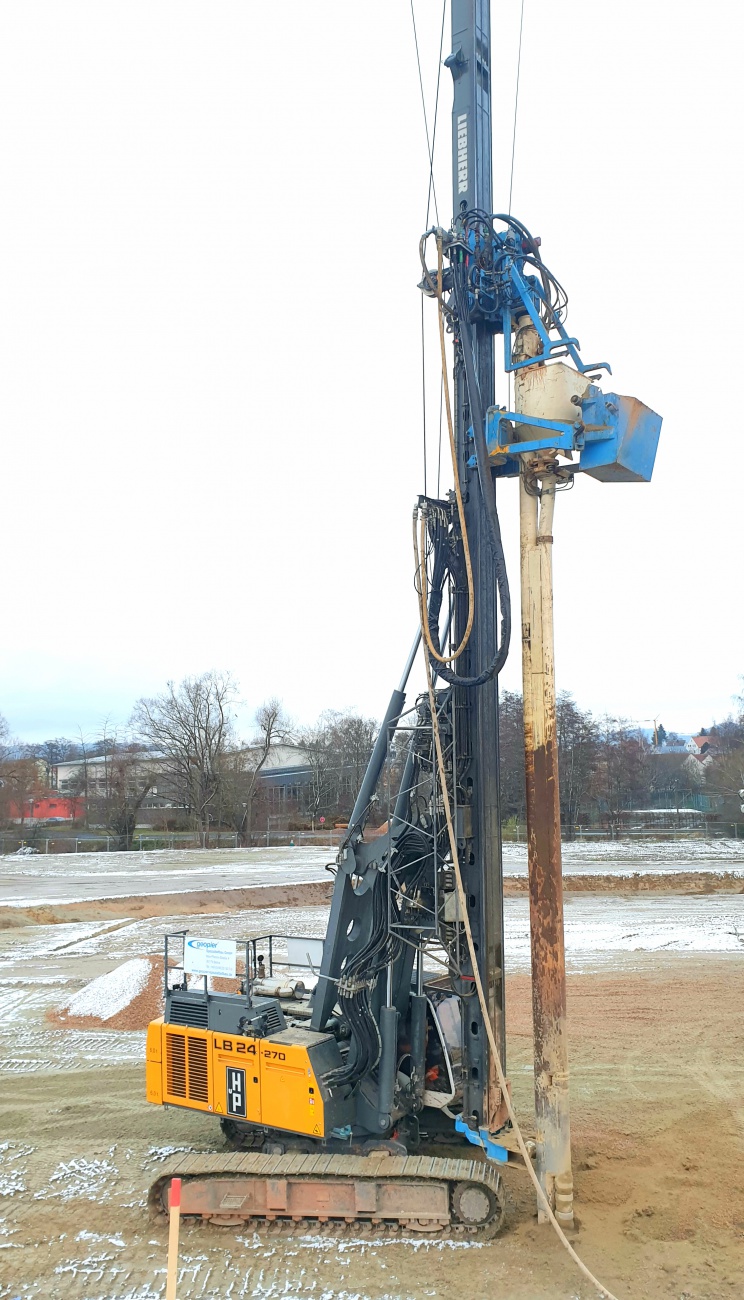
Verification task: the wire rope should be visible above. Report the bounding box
[508,0,526,215]
[419,614,623,1300]
[421,294,428,496]
[426,0,447,227]
[412,0,447,498]
[436,371,444,498]
[410,0,447,228]
[413,234,475,666]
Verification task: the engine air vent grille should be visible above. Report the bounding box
[169,996,209,1028]
[166,1032,187,1098]
[187,1036,209,1103]
[263,1004,283,1034]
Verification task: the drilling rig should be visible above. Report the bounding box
[145,0,660,1237]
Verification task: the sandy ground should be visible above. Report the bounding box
[1,848,744,1299]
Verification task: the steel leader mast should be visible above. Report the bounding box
[425,0,661,1222]
[443,0,507,1139]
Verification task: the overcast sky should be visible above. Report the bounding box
[1,0,741,744]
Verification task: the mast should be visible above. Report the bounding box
[446,0,506,1134]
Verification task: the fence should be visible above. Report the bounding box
[501,821,744,843]
[2,821,743,857]
[0,827,347,856]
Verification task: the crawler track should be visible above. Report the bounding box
[150,1151,505,1240]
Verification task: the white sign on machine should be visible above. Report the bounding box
[183,936,237,979]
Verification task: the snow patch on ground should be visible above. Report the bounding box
[75,1229,126,1247]
[502,893,744,971]
[503,838,744,874]
[3,841,743,910]
[0,1028,145,1074]
[295,1234,484,1252]
[0,1142,36,1197]
[146,1145,196,1163]
[34,1157,118,1202]
[63,958,151,1021]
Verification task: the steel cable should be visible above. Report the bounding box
[419,609,623,1300]
[413,233,476,665]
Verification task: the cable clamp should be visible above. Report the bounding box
[338,975,377,998]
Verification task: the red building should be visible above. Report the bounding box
[9,795,84,823]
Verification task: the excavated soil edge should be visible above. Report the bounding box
[0,880,335,928]
[1,870,742,930]
[504,868,744,894]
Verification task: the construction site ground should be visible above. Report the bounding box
[1,844,743,1299]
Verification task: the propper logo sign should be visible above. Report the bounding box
[457,113,468,194]
[184,935,237,978]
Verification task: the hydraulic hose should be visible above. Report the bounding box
[426,263,511,688]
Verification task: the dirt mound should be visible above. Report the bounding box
[4,872,742,933]
[0,879,334,929]
[503,869,744,894]
[48,958,165,1032]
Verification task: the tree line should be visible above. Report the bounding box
[499,686,744,834]
[0,672,377,848]
[2,673,743,848]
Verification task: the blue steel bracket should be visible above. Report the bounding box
[503,262,612,377]
[485,410,582,459]
[454,1114,509,1165]
[480,388,662,484]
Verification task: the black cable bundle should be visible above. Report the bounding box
[323,872,401,1089]
[422,259,511,689]
[457,208,569,332]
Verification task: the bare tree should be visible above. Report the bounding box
[221,698,292,844]
[708,690,744,755]
[296,718,337,828]
[131,671,237,845]
[708,746,744,823]
[293,709,377,822]
[649,750,705,821]
[26,737,76,788]
[556,692,600,836]
[323,711,377,817]
[0,715,9,827]
[86,724,154,850]
[496,691,599,833]
[498,691,526,823]
[66,727,92,829]
[591,717,653,835]
[0,756,43,829]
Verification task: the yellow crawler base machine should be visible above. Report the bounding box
[146,930,509,1236]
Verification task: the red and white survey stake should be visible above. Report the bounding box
[165,1176,182,1300]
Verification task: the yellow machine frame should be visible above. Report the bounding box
[146,1018,326,1138]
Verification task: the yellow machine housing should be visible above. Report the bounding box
[146,1017,343,1139]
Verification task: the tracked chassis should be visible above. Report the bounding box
[150,1152,506,1239]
